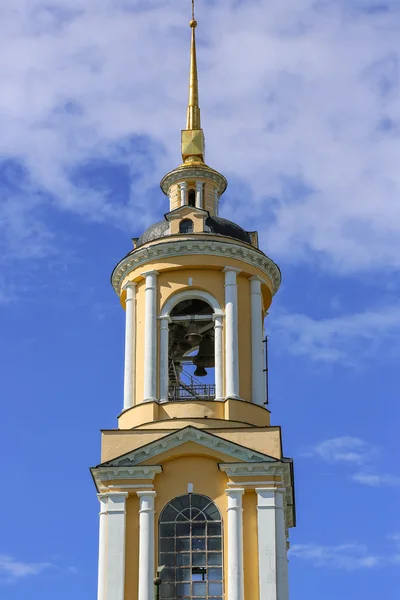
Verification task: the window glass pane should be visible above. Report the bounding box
[207,552,222,565]
[160,583,175,598]
[191,495,209,510]
[176,582,191,597]
[160,538,174,552]
[176,511,190,522]
[207,522,221,536]
[192,522,206,536]
[161,567,175,582]
[176,538,190,551]
[176,568,190,581]
[176,553,190,566]
[208,582,223,596]
[208,538,222,551]
[176,522,190,537]
[208,568,222,581]
[192,510,206,521]
[192,537,206,551]
[204,505,220,521]
[192,553,206,566]
[193,582,207,596]
[160,505,178,522]
[171,496,190,512]
[160,553,175,567]
[160,523,174,537]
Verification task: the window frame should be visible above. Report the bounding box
[158,494,224,600]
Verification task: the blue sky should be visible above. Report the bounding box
[1,0,399,597]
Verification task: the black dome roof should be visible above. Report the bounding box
[205,216,251,244]
[137,220,170,246]
[137,215,251,247]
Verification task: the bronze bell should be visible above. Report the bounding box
[194,366,207,377]
[192,337,214,377]
[172,340,192,359]
[185,323,203,346]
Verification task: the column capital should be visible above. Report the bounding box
[122,280,137,291]
[249,275,265,286]
[195,180,204,189]
[255,487,285,509]
[136,490,157,498]
[223,266,242,275]
[179,181,188,188]
[142,269,159,278]
[225,488,245,496]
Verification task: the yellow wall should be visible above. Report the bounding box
[243,490,259,600]
[237,275,252,401]
[118,398,270,429]
[101,426,282,463]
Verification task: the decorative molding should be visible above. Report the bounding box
[91,465,162,491]
[99,426,272,469]
[161,288,222,316]
[111,239,281,296]
[160,165,228,195]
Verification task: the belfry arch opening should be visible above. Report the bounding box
[168,298,216,401]
[188,188,196,207]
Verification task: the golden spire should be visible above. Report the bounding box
[187,2,200,130]
[181,0,205,164]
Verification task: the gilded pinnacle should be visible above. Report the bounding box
[181,2,205,164]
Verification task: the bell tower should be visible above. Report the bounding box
[91,7,295,600]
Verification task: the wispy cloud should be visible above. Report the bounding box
[290,543,383,570]
[302,436,376,464]
[350,473,400,487]
[0,555,53,583]
[303,436,399,488]
[272,306,400,365]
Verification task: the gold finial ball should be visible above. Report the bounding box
[190,19,197,28]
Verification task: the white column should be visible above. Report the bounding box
[179,182,188,206]
[223,267,241,399]
[250,276,264,406]
[143,270,159,402]
[195,181,203,208]
[97,495,108,600]
[137,491,156,600]
[256,488,289,600]
[96,492,129,600]
[159,316,170,402]
[213,314,223,400]
[123,281,137,411]
[225,489,245,600]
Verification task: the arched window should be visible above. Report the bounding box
[180,219,194,234]
[188,189,196,207]
[159,494,223,600]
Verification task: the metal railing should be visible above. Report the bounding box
[168,383,216,402]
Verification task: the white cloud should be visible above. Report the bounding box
[0,555,52,582]
[303,436,399,487]
[272,306,400,365]
[290,543,382,570]
[0,1,400,271]
[303,436,375,464]
[351,473,400,487]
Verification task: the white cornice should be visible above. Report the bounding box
[91,465,162,491]
[160,165,228,195]
[111,238,281,295]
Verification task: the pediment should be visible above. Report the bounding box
[98,426,279,468]
[165,205,208,221]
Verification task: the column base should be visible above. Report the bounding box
[143,397,158,403]
[224,394,243,401]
